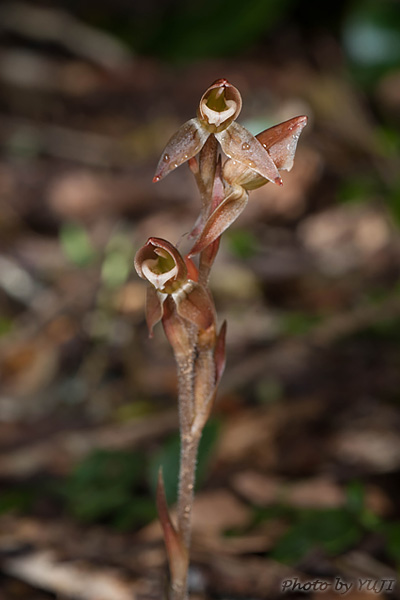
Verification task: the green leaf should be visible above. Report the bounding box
[271,525,314,564]
[61,449,148,525]
[0,488,35,514]
[384,521,400,562]
[101,231,133,288]
[272,508,363,564]
[337,176,378,204]
[227,229,259,259]
[281,311,320,336]
[60,222,96,267]
[346,480,365,514]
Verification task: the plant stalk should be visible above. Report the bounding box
[173,333,216,599]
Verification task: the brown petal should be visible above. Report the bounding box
[153,118,210,182]
[189,186,248,256]
[162,296,191,356]
[216,121,283,185]
[174,281,215,330]
[145,285,164,336]
[257,115,307,171]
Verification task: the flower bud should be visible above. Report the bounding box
[198,79,242,132]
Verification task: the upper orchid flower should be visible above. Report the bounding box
[189,115,308,256]
[153,79,283,186]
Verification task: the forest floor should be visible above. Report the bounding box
[1,5,400,599]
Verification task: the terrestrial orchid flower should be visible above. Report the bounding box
[189,115,308,255]
[134,237,215,336]
[153,78,283,187]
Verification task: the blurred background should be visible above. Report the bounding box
[1,0,400,598]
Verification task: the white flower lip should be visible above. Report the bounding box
[141,258,178,291]
[201,99,237,127]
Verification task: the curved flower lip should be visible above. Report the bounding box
[198,79,242,132]
[134,237,188,293]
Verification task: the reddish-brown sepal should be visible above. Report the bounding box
[156,468,189,588]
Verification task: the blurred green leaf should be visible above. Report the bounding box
[271,525,315,564]
[337,176,378,204]
[101,250,130,288]
[60,222,96,267]
[136,0,294,60]
[60,449,153,528]
[255,377,283,405]
[0,316,14,337]
[281,311,320,336]
[227,229,259,259]
[271,507,363,564]
[383,521,400,562]
[388,181,400,227]
[101,231,133,289]
[0,488,35,514]
[346,480,365,514]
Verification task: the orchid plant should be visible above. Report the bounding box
[135,79,307,600]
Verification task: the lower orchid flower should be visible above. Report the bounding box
[134,237,215,338]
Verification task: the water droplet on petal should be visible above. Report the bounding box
[163,154,169,162]
[241,142,250,150]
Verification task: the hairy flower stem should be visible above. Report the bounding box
[177,430,201,550]
[173,344,198,600]
[173,331,216,599]
[176,350,195,433]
